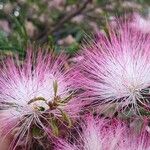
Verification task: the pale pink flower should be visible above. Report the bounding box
[131,13,150,34]
[0,49,82,149]
[55,115,150,150]
[119,132,150,150]
[55,116,105,150]
[79,21,150,114]
[81,116,127,150]
[55,139,79,150]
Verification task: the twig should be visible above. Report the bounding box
[38,0,92,43]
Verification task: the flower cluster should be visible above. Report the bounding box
[55,116,150,150]
[1,15,150,150]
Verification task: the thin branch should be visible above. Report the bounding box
[38,0,92,43]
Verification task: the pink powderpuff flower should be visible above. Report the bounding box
[78,20,150,114]
[131,13,150,34]
[0,48,82,149]
[119,132,150,150]
[55,116,125,150]
[55,139,79,150]
[55,115,150,150]
[81,116,129,150]
[55,116,105,150]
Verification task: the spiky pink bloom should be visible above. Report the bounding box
[131,13,150,34]
[80,117,130,150]
[55,116,150,150]
[0,49,82,149]
[55,140,78,150]
[78,21,150,114]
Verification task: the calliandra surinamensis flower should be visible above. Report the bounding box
[55,116,150,150]
[0,48,81,149]
[131,13,150,34]
[78,20,150,115]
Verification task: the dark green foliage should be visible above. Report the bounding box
[0,0,149,57]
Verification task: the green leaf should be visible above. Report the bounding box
[62,92,74,103]
[28,97,46,105]
[66,42,79,55]
[32,126,45,139]
[66,0,77,5]
[53,80,58,97]
[49,118,59,136]
[59,109,72,128]
[139,108,150,116]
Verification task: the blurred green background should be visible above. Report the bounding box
[0,0,149,58]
